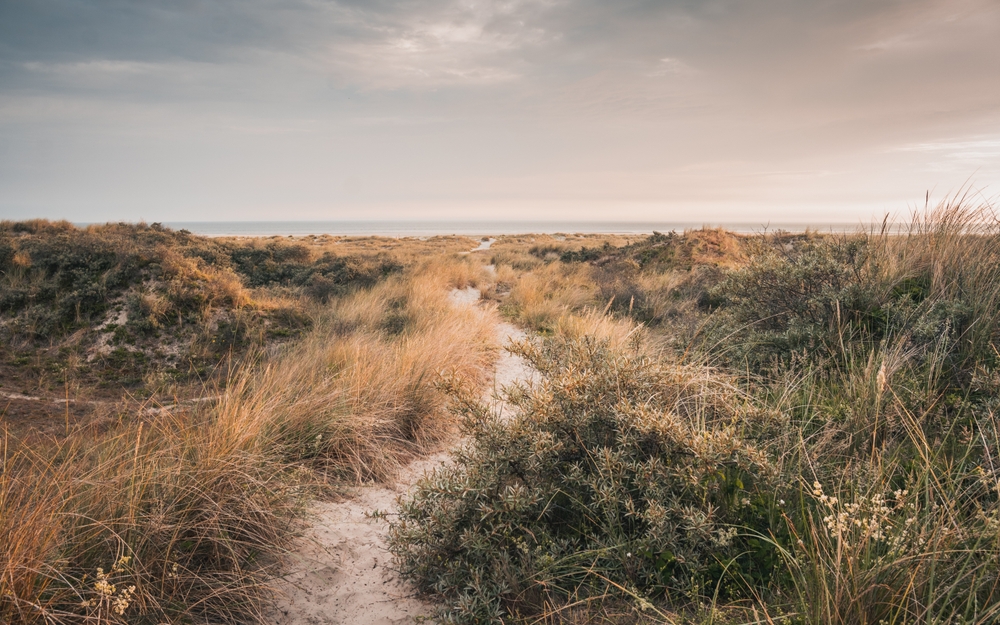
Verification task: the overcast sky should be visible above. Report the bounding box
[1,0,999,224]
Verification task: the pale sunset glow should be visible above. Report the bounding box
[1,0,999,224]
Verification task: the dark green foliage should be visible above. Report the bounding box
[98,348,149,387]
[706,237,878,367]
[228,241,313,286]
[710,238,872,334]
[631,231,681,269]
[389,336,779,623]
[559,242,611,263]
[706,233,999,388]
[228,243,401,298]
[526,244,564,260]
[205,319,249,355]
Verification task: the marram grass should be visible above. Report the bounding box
[0,257,498,624]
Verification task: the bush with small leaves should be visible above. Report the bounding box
[389,335,780,623]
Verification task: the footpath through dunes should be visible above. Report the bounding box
[267,287,530,625]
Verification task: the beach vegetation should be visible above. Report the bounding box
[5,203,1000,624]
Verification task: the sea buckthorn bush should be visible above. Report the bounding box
[389,335,781,623]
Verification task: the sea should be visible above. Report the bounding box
[155,220,861,237]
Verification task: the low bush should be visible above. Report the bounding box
[228,240,401,298]
[389,334,781,623]
[707,207,1000,383]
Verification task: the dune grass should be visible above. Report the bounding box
[0,245,499,624]
[7,205,1000,624]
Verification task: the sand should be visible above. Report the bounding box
[266,289,530,625]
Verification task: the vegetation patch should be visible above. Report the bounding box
[390,335,781,623]
[1,245,498,625]
[6,207,1000,624]
[0,221,400,414]
[391,203,1000,624]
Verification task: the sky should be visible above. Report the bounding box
[1,0,999,224]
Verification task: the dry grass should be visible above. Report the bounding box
[1,413,301,624]
[215,263,500,484]
[0,247,500,624]
[491,262,596,332]
[483,228,746,337]
[11,206,1000,625]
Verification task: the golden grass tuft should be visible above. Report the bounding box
[0,256,500,624]
[218,266,500,483]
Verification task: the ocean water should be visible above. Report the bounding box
[158,220,860,237]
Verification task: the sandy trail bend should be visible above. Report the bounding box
[267,290,529,625]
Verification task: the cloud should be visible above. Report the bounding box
[892,138,1000,174]
[0,0,998,221]
[23,60,158,75]
[648,57,697,77]
[309,0,558,88]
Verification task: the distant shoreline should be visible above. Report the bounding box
[77,220,863,237]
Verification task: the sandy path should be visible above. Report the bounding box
[267,289,528,625]
[458,238,494,254]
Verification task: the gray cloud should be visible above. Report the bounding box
[1,0,998,222]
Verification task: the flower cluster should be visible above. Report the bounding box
[79,555,138,620]
[111,584,137,616]
[811,481,912,544]
[975,465,1000,496]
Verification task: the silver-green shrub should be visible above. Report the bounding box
[388,335,779,623]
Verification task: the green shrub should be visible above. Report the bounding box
[706,236,880,364]
[227,243,401,297]
[559,242,611,263]
[707,227,999,389]
[389,335,780,623]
